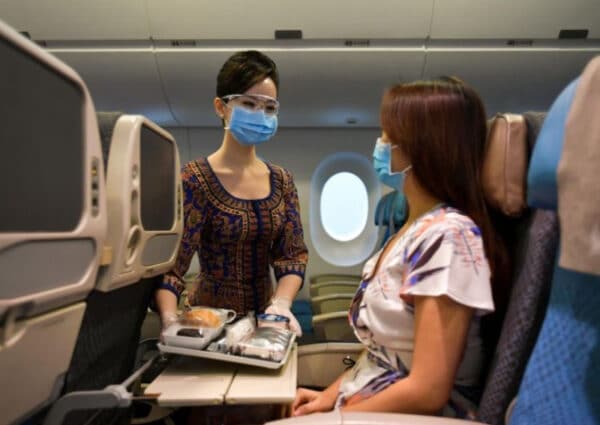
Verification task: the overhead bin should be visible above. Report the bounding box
[430,0,600,39]
[146,0,433,40]
[423,47,600,115]
[0,0,149,40]
[155,47,425,127]
[50,48,178,126]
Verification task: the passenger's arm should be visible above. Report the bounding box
[341,295,473,414]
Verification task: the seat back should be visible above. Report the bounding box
[476,112,560,425]
[0,19,106,425]
[95,113,183,291]
[59,114,183,425]
[510,57,600,425]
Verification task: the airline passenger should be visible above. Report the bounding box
[155,50,308,337]
[293,77,508,418]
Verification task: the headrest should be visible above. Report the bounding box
[527,78,580,210]
[482,114,529,217]
[94,113,183,292]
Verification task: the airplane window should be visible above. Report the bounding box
[310,152,379,267]
[320,172,368,242]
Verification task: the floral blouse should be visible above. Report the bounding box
[160,158,308,315]
[337,206,494,417]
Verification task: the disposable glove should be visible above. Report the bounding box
[265,296,302,337]
[160,311,178,342]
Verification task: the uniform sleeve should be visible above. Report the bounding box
[271,169,308,284]
[399,217,494,315]
[158,165,204,300]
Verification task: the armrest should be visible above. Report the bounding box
[43,352,161,425]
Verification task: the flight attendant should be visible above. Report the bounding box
[155,50,308,337]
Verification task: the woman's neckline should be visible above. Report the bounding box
[203,157,275,202]
[365,203,448,280]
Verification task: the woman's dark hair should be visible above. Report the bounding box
[380,77,511,348]
[216,50,279,97]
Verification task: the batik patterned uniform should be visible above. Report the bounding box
[338,206,494,417]
[160,158,308,315]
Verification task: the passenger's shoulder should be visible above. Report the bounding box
[415,207,481,241]
[443,207,480,231]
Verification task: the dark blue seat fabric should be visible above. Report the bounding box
[477,209,558,425]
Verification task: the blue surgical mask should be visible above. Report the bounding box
[373,137,412,189]
[225,106,278,145]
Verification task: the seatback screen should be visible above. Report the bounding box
[0,39,84,232]
[140,125,175,231]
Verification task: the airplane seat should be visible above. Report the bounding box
[307,276,361,339]
[310,293,353,315]
[475,111,560,425]
[509,56,600,425]
[43,113,183,425]
[0,20,107,425]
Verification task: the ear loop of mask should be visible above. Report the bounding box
[388,143,412,175]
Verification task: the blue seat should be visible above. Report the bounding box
[510,59,600,424]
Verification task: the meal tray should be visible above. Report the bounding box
[157,333,296,370]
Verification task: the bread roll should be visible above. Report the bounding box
[181,309,222,328]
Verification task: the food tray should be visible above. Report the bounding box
[157,333,296,370]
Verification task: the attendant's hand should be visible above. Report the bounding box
[159,311,178,342]
[292,388,335,416]
[265,296,302,337]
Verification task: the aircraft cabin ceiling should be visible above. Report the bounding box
[1,0,600,127]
